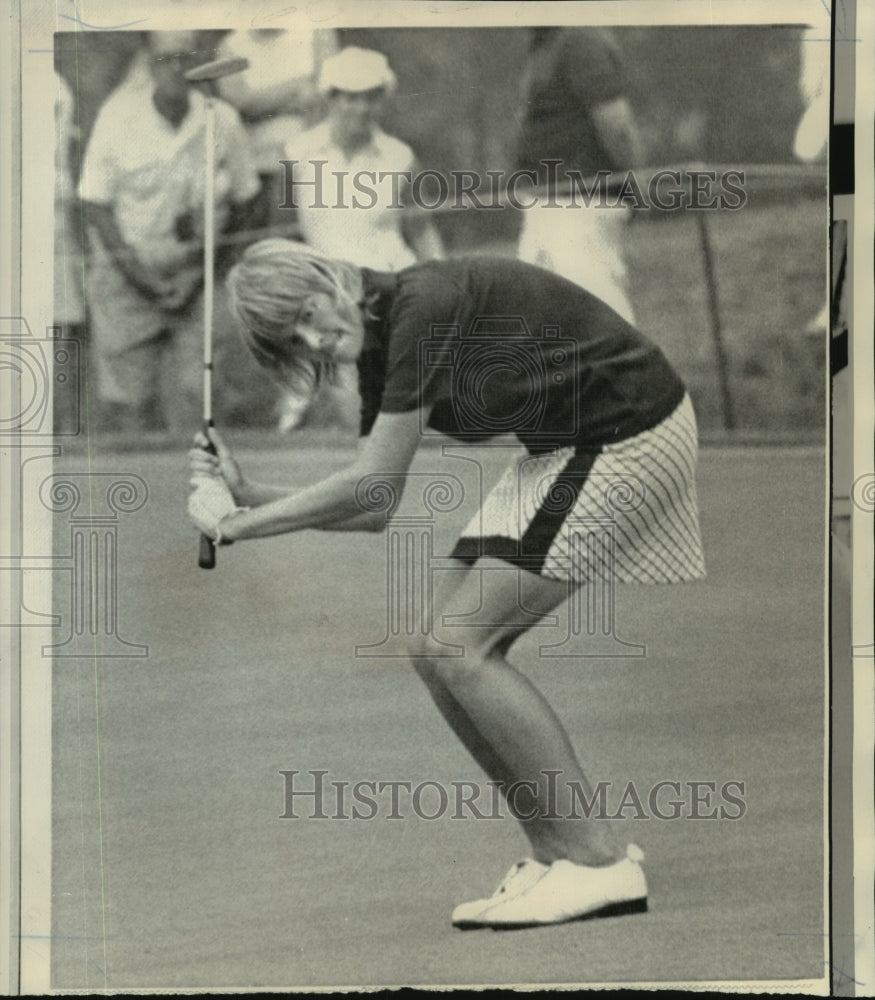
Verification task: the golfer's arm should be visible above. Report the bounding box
[231,437,372,509]
[224,469,384,538]
[221,410,426,540]
[232,480,384,533]
[232,480,295,508]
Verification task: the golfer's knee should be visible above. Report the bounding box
[407,633,492,685]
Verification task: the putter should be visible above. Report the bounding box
[184,57,250,569]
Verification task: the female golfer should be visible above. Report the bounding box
[188,239,706,929]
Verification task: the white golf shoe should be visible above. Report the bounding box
[451,858,549,929]
[454,844,648,930]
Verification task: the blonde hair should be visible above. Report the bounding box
[225,239,364,394]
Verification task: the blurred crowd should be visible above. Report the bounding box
[57,29,452,435]
[54,26,826,438]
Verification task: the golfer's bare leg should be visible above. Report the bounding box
[409,559,619,868]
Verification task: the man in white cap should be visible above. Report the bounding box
[289,46,443,267]
[276,45,444,432]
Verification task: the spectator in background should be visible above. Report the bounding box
[793,25,829,164]
[516,27,642,324]
[278,46,444,432]
[214,28,339,230]
[79,31,260,433]
[794,25,830,336]
[54,69,86,434]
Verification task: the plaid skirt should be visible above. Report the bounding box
[451,394,706,585]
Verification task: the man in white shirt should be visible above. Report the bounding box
[79,31,260,432]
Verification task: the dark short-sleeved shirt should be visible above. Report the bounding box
[517,27,627,186]
[356,257,685,454]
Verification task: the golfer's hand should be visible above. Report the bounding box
[188,476,234,541]
[189,427,246,499]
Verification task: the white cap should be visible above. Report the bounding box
[318,46,396,94]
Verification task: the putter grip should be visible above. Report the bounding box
[199,531,216,570]
[198,433,218,570]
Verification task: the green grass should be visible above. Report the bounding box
[51,444,826,988]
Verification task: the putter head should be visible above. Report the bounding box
[184,56,250,83]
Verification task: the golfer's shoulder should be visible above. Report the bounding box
[402,255,544,304]
[396,258,472,302]
[390,258,475,326]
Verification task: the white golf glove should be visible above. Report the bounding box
[188,475,247,544]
